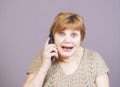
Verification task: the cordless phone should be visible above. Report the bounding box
[49,32,56,61]
[49,32,54,44]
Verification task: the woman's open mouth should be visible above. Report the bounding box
[61,46,73,52]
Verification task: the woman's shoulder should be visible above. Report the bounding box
[84,47,98,55]
[83,47,103,60]
[26,49,44,74]
[84,47,108,66]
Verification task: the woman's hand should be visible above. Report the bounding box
[41,37,58,69]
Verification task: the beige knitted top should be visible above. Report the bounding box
[27,47,109,87]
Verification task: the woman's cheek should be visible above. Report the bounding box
[56,37,64,44]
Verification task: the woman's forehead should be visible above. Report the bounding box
[57,24,80,32]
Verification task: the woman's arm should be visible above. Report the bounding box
[95,73,109,87]
[23,38,58,87]
[23,66,49,87]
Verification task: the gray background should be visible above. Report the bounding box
[0,0,119,87]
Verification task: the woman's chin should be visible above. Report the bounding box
[59,51,73,58]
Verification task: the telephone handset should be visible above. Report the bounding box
[49,32,56,61]
[49,32,54,44]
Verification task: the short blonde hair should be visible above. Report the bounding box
[50,12,86,41]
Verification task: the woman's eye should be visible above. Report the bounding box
[58,32,64,36]
[71,33,78,37]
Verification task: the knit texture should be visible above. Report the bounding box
[27,47,109,87]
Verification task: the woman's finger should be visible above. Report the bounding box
[45,37,50,47]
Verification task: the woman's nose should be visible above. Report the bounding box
[64,36,71,43]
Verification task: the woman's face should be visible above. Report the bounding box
[54,29,82,58]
